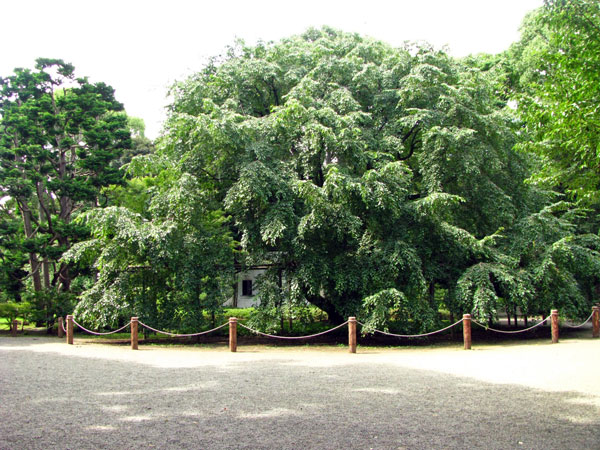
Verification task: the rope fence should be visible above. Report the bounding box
[238,321,349,340]
[562,311,595,329]
[72,318,131,336]
[357,318,464,339]
[137,321,228,337]
[471,317,550,334]
[52,306,599,352]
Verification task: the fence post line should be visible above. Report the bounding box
[66,315,74,345]
[551,309,559,344]
[58,317,64,338]
[348,317,357,353]
[11,320,18,337]
[592,306,599,338]
[463,314,472,350]
[229,317,237,352]
[131,317,139,350]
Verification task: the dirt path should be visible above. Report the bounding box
[1,336,599,449]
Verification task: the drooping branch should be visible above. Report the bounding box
[397,120,421,161]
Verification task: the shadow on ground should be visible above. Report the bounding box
[1,339,599,449]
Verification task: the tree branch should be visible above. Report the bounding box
[398,121,421,161]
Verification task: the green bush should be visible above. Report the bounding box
[0,301,32,328]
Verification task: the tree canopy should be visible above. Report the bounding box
[152,27,598,329]
[0,58,131,325]
[4,6,600,334]
[513,0,600,203]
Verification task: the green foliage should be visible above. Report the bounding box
[514,0,600,203]
[22,290,74,328]
[361,288,436,334]
[161,28,538,330]
[64,170,236,330]
[0,58,132,310]
[457,201,600,321]
[5,23,597,335]
[0,301,30,327]
[457,263,532,322]
[114,116,155,168]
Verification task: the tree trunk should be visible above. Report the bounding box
[54,262,71,292]
[21,205,42,291]
[306,294,345,324]
[428,282,436,310]
[55,233,71,291]
[42,258,51,289]
[278,269,284,331]
[37,187,52,289]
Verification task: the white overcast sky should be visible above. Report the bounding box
[2,0,542,139]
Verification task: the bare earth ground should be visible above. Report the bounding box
[1,334,599,449]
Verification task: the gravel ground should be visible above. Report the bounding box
[1,336,599,449]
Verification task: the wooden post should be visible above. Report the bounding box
[592,306,599,339]
[551,309,559,344]
[66,315,74,345]
[463,314,472,350]
[229,317,237,352]
[348,317,357,354]
[131,317,139,350]
[11,320,18,337]
[58,317,64,338]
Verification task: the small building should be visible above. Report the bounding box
[226,266,266,308]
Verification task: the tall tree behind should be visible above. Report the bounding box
[0,58,131,297]
[515,0,600,202]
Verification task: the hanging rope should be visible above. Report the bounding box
[137,321,228,337]
[238,321,349,340]
[72,318,131,336]
[562,311,595,329]
[357,318,465,338]
[471,317,550,334]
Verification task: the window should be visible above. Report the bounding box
[242,279,253,297]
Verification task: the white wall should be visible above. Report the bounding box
[225,269,265,308]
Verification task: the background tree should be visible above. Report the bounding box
[514,0,600,203]
[64,160,235,331]
[52,20,600,333]
[0,58,131,325]
[454,1,600,323]
[111,116,155,168]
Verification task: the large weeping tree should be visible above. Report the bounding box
[0,59,131,312]
[159,28,533,328]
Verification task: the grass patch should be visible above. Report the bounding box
[0,317,40,331]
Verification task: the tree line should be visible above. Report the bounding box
[1,0,599,333]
